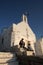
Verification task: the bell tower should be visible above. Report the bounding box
[22,14,28,23]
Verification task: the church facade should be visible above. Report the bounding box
[2,14,36,52]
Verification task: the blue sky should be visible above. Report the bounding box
[0,0,43,39]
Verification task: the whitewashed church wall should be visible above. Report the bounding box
[40,38,43,54]
[35,39,43,56]
[16,22,36,52]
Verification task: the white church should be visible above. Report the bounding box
[0,14,43,56]
[0,14,43,65]
[1,14,36,53]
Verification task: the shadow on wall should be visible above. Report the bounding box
[0,28,13,52]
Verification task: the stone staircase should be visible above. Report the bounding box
[0,52,18,65]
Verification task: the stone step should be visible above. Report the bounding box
[0,61,18,65]
[0,58,17,63]
[0,62,18,65]
[0,52,15,58]
[0,52,18,65]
